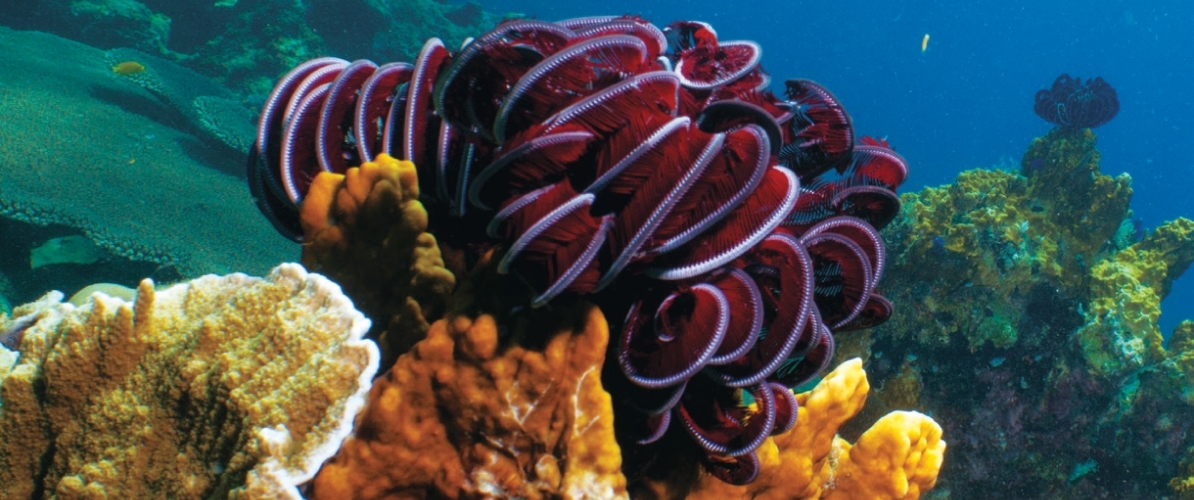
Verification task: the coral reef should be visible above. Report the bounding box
[0,27,294,278]
[254,17,914,484]
[1173,431,1194,499]
[0,16,950,499]
[865,126,1194,498]
[1170,321,1194,404]
[883,127,1132,349]
[0,263,379,498]
[282,138,941,497]
[300,155,456,366]
[102,46,258,155]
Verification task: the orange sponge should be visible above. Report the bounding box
[312,301,625,499]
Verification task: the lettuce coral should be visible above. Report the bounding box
[0,264,378,499]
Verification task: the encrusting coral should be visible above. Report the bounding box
[882,126,1135,350]
[1076,217,1194,376]
[0,264,379,499]
[311,264,626,499]
[300,154,456,366]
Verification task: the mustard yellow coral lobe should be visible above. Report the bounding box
[300,154,455,366]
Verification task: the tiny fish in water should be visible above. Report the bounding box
[921,33,930,52]
[111,61,145,75]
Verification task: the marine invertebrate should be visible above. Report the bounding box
[635,359,944,499]
[311,283,625,499]
[0,264,378,499]
[298,153,456,364]
[1033,73,1119,129]
[250,16,908,484]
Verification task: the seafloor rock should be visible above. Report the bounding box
[860,127,1194,499]
[300,155,456,367]
[0,27,294,278]
[0,264,379,498]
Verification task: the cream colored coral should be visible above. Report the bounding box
[0,263,379,499]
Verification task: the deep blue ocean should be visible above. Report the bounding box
[477,0,1194,336]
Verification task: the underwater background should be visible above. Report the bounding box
[0,0,1192,498]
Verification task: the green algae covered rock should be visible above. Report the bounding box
[858,125,1194,499]
[1077,218,1194,376]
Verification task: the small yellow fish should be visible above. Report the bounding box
[111,61,146,75]
[921,33,930,53]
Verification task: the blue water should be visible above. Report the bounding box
[480,0,1194,335]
